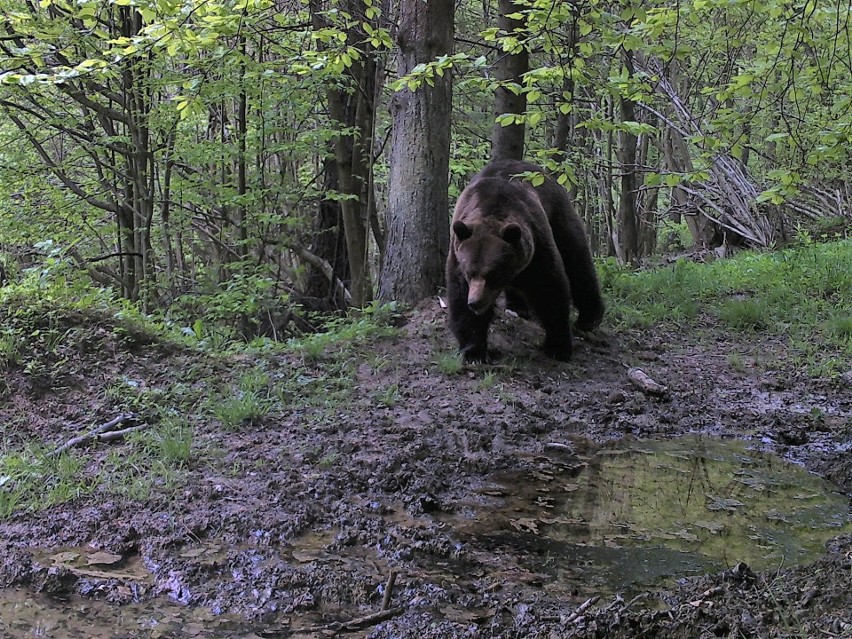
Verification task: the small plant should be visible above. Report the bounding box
[434,352,463,375]
[478,371,498,390]
[0,331,21,368]
[295,336,328,362]
[317,452,339,469]
[825,315,852,339]
[287,309,400,362]
[719,298,767,331]
[375,383,400,407]
[150,418,194,467]
[46,453,89,504]
[213,389,272,429]
[104,377,170,414]
[239,367,271,393]
[727,352,746,373]
[212,368,275,428]
[0,447,95,517]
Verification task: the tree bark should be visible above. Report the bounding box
[490,0,528,162]
[379,0,454,303]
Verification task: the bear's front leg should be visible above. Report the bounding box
[521,271,574,361]
[447,276,493,363]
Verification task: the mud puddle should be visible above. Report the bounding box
[0,589,263,639]
[449,436,852,595]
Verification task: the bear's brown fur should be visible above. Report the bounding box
[446,160,604,362]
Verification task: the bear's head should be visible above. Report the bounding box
[451,219,533,315]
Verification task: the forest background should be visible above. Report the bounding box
[0,0,849,339]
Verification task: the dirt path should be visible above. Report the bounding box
[1,302,850,638]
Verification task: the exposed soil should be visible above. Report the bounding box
[1,300,850,638]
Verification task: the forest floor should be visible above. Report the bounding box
[0,294,851,638]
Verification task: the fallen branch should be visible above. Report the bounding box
[339,607,404,631]
[95,425,147,442]
[562,595,600,624]
[50,413,137,457]
[628,368,669,396]
[278,606,405,639]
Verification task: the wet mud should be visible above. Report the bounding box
[1,302,850,638]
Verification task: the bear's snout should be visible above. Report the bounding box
[467,277,491,314]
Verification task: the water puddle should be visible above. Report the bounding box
[450,436,852,594]
[0,589,260,639]
[1,436,849,635]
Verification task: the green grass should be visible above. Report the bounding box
[0,447,93,518]
[604,238,852,366]
[0,417,200,518]
[727,352,746,373]
[478,371,498,390]
[433,352,464,375]
[374,383,400,407]
[0,267,210,518]
[825,315,852,339]
[286,304,401,362]
[719,298,768,331]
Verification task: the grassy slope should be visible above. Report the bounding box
[604,238,852,375]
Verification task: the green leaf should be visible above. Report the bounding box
[645,173,663,187]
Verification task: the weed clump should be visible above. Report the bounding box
[719,298,768,331]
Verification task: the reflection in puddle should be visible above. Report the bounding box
[453,436,852,594]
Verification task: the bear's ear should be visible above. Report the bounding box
[501,223,523,245]
[453,220,473,241]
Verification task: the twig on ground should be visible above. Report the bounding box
[50,413,137,456]
[381,570,398,611]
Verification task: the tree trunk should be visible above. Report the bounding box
[310,0,377,307]
[236,33,249,260]
[636,117,658,256]
[379,0,454,303]
[603,97,617,258]
[304,156,350,309]
[617,50,640,264]
[490,0,528,162]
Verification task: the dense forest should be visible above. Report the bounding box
[0,0,850,334]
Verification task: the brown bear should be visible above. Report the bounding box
[446,159,604,362]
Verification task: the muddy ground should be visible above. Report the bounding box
[0,300,850,638]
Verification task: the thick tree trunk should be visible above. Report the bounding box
[379,0,453,303]
[490,0,528,162]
